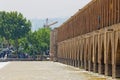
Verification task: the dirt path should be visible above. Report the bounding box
[0,61,118,80]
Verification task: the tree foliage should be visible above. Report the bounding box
[0,11,31,40]
[0,11,12,41]
[26,28,50,55]
[0,11,31,53]
[0,11,50,56]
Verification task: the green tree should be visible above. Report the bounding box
[0,11,31,54]
[0,11,12,46]
[27,28,50,55]
[37,28,50,52]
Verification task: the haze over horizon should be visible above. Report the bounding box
[0,0,91,19]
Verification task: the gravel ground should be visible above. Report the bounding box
[0,61,119,80]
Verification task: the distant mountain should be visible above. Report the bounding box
[30,17,68,31]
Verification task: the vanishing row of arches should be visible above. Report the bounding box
[57,24,120,78]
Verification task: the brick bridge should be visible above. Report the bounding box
[50,0,120,79]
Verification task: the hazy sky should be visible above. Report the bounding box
[0,0,91,19]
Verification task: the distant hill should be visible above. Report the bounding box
[30,17,68,31]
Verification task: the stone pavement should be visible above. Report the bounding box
[0,61,117,80]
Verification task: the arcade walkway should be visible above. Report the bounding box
[0,61,116,80]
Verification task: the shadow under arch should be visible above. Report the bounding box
[101,42,105,74]
[78,42,81,68]
[81,43,84,68]
[107,40,112,76]
[85,44,89,71]
[95,43,99,73]
[89,43,93,71]
[116,38,120,77]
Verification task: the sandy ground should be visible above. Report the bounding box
[0,61,119,80]
[0,62,10,69]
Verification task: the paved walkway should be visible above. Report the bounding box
[0,61,118,80]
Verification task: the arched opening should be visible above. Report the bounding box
[85,45,89,71]
[68,44,71,65]
[81,45,84,68]
[78,44,81,68]
[71,42,74,66]
[90,44,93,71]
[95,43,99,73]
[107,41,112,76]
[70,44,72,66]
[72,44,74,67]
[93,42,99,73]
[73,44,76,67]
[75,43,78,67]
[116,38,120,77]
[74,42,77,67]
[101,42,105,74]
[76,43,79,67]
